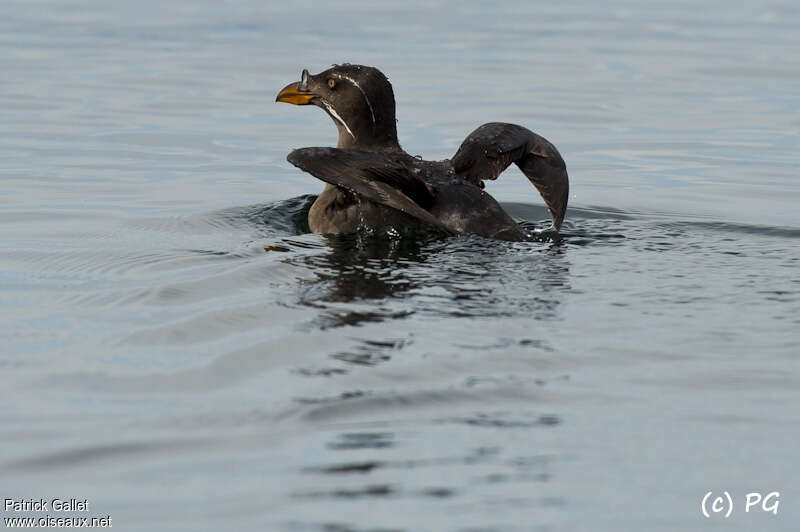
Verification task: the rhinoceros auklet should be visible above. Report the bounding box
[276,64,569,240]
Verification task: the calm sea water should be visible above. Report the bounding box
[1,1,799,531]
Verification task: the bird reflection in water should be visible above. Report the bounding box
[288,227,434,330]
[279,220,571,330]
[259,196,571,370]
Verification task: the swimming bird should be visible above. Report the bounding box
[276,64,569,240]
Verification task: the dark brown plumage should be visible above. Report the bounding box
[276,64,569,240]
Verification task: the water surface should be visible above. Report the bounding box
[1,1,799,531]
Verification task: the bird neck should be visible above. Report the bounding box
[335,119,400,151]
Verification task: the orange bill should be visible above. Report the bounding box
[276,82,315,105]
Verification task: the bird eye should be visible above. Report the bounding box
[327,79,336,89]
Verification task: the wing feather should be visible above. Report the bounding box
[287,147,452,233]
[452,122,569,230]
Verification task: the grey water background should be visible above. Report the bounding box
[1,0,799,530]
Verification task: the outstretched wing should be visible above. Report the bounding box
[287,147,453,233]
[452,122,569,230]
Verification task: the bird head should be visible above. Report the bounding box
[276,64,400,151]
